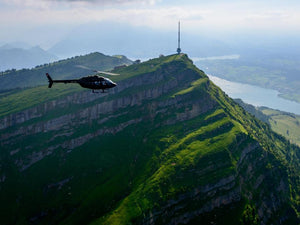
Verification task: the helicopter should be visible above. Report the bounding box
[46,70,118,93]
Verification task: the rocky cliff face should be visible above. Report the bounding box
[0,54,299,225]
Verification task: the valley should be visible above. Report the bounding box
[194,53,300,103]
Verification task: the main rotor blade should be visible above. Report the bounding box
[75,65,91,70]
[93,70,120,76]
[75,65,120,76]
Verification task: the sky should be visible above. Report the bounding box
[1,0,300,49]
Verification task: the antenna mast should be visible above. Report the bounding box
[177,21,181,54]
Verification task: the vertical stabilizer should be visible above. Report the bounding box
[46,73,54,88]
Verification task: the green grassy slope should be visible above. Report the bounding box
[0,85,81,118]
[93,110,244,225]
[0,54,299,225]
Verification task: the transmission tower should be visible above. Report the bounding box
[177,21,181,54]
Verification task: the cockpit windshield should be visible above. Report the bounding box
[104,78,114,84]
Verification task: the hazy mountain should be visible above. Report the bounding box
[0,42,33,50]
[48,22,234,59]
[0,45,58,71]
[0,52,132,91]
[0,54,299,225]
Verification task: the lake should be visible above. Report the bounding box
[208,75,300,115]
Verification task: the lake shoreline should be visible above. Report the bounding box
[208,74,300,116]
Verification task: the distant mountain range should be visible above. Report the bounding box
[0,44,58,71]
[0,54,298,225]
[47,22,234,59]
[0,42,33,50]
[47,22,300,62]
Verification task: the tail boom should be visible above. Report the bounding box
[46,73,78,88]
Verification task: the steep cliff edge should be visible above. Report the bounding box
[0,54,299,225]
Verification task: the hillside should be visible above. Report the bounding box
[0,52,132,91]
[235,99,300,147]
[260,108,300,146]
[0,54,299,225]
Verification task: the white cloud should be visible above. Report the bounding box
[1,0,160,8]
[1,1,299,31]
[51,0,159,4]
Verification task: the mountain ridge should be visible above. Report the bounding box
[0,52,132,92]
[0,54,299,225]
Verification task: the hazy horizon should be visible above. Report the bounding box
[1,0,300,55]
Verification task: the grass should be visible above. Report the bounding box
[172,77,208,97]
[94,107,247,225]
[0,85,83,118]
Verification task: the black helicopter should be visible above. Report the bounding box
[46,71,118,93]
